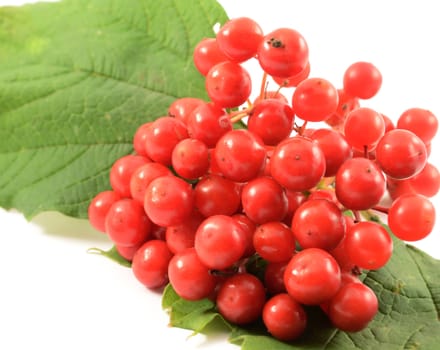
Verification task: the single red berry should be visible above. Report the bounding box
[270,136,326,192]
[292,77,339,122]
[131,240,174,289]
[168,247,217,301]
[214,129,267,182]
[262,293,307,341]
[216,17,263,62]
[105,198,151,247]
[257,27,309,78]
[193,38,229,76]
[144,175,194,227]
[88,190,122,232]
[216,273,266,325]
[205,61,252,108]
[328,282,378,332]
[343,61,382,99]
[284,248,341,305]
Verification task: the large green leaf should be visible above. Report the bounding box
[0,0,227,219]
[162,233,440,349]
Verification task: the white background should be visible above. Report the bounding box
[1,1,439,349]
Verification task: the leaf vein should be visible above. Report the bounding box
[134,0,185,58]
[74,65,180,100]
[0,71,88,115]
[170,0,190,59]
[8,147,90,194]
[407,247,440,321]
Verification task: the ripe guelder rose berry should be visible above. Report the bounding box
[375,129,427,179]
[257,27,309,78]
[214,129,267,182]
[292,77,339,122]
[205,61,251,108]
[144,175,194,227]
[247,98,294,146]
[335,157,386,210]
[216,16,263,62]
[284,248,341,305]
[270,136,326,192]
[87,15,440,343]
[343,61,382,99]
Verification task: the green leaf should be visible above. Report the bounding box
[87,245,132,268]
[0,0,228,219]
[162,232,440,349]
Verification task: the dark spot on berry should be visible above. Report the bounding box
[268,37,285,48]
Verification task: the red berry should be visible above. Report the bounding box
[257,27,309,78]
[168,247,217,301]
[241,176,288,224]
[216,273,266,325]
[253,221,296,263]
[388,194,435,241]
[262,293,307,341]
[247,99,294,146]
[193,38,228,76]
[292,199,346,251]
[194,215,246,270]
[109,155,150,198]
[214,129,267,182]
[343,61,382,99]
[345,221,393,270]
[328,282,378,332]
[144,117,189,166]
[397,108,438,143]
[88,190,122,232]
[335,157,386,210]
[216,17,263,62]
[343,107,385,152]
[205,61,252,108]
[292,77,339,122]
[270,136,326,192]
[284,248,341,305]
[168,97,205,124]
[131,240,174,289]
[376,129,428,180]
[105,198,151,247]
[144,175,194,227]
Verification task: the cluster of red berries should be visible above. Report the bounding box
[87,17,439,342]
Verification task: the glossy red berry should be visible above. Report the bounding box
[205,61,252,108]
[88,190,122,232]
[284,248,341,305]
[375,129,427,179]
[216,17,263,62]
[131,240,174,289]
[144,175,194,227]
[270,136,326,192]
[262,293,307,341]
[343,61,382,99]
[257,27,309,78]
[214,129,266,182]
[216,273,266,325]
[292,77,339,122]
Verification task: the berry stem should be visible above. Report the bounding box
[259,72,268,101]
[229,107,253,123]
[294,121,308,135]
[363,145,369,158]
[353,210,362,223]
[274,84,284,96]
[371,205,389,215]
